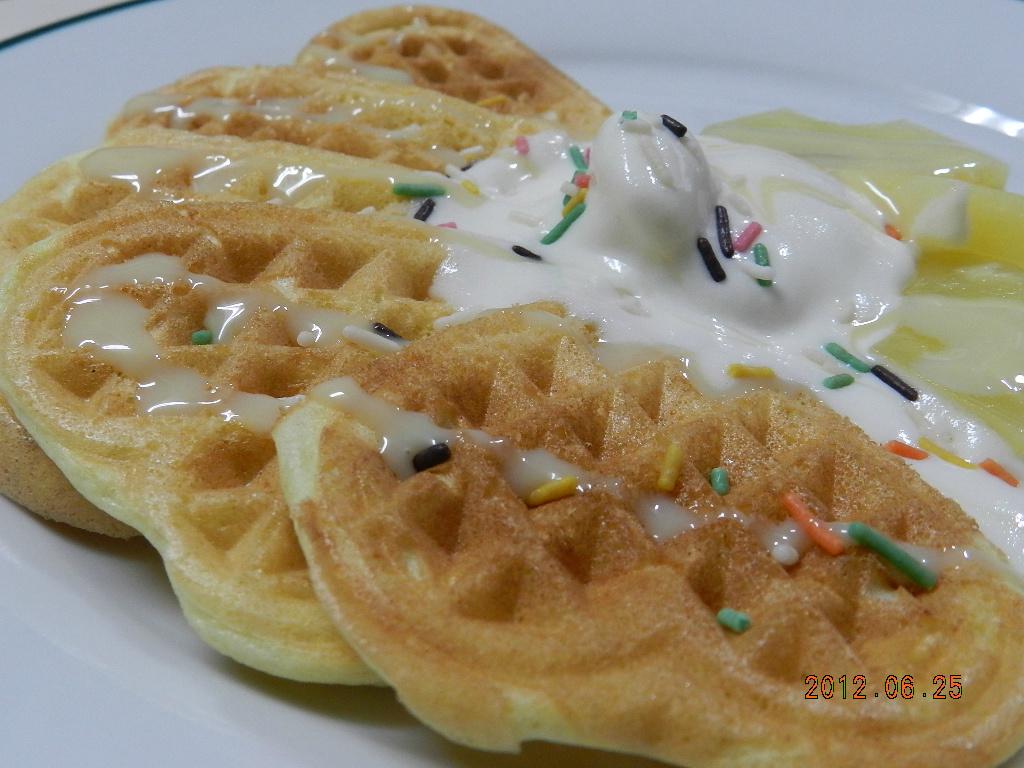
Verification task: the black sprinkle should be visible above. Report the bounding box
[696,237,726,282]
[413,197,436,222]
[412,442,452,472]
[460,162,474,172]
[661,114,688,138]
[871,364,919,401]
[371,322,404,340]
[511,244,543,261]
[715,205,734,258]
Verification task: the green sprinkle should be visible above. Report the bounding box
[562,193,571,206]
[621,110,638,121]
[752,243,773,287]
[823,373,855,390]
[716,608,751,634]
[848,522,938,590]
[191,329,213,345]
[540,202,586,245]
[568,145,588,171]
[392,182,447,198]
[709,467,730,495]
[824,342,872,373]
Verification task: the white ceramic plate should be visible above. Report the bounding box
[1,1,1022,765]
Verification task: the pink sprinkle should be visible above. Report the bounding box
[437,221,458,229]
[514,135,530,155]
[733,221,763,252]
[574,172,591,188]
[583,147,591,165]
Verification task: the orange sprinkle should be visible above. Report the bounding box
[884,440,929,461]
[979,458,1020,488]
[884,223,903,240]
[780,490,846,557]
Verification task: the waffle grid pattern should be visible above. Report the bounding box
[1,202,451,682]
[108,66,544,173]
[281,309,1022,765]
[297,6,611,136]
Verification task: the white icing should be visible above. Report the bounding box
[312,376,975,576]
[424,115,1024,572]
[79,145,453,204]
[61,253,403,432]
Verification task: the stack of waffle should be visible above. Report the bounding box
[0,7,1020,767]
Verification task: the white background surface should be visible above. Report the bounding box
[0,1,1022,766]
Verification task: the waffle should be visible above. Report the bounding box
[108,66,549,173]
[274,307,1024,767]
[0,125,442,536]
[0,201,452,682]
[296,6,610,137]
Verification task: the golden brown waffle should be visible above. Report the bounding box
[296,6,610,138]
[275,308,1024,767]
[107,66,549,172]
[0,201,452,682]
[0,125,440,537]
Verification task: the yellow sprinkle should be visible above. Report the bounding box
[918,437,975,469]
[726,364,776,379]
[656,442,685,492]
[476,94,510,108]
[562,187,588,217]
[461,179,480,196]
[526,475,579,507]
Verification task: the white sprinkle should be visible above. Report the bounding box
[736,259,775,281]
[508,210,542,227]
[296,330,318,347]
[342,325,406,353]
[560,181,579,197]
[772,543,800,566]
[444,163,464,178]
[357,206,376,215]
[459,145,485,157]
[622,117,653,134]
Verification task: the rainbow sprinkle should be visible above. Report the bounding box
[884,223,903,240]
[511,245,543,261]
[621,109,638,121]
[822,373,854,390]
[823,342,871,373]
[715,206,734,258]
[657,442,685,492]
[526,476,579,507]
[979,458,1020,487]
[847,522,938,590]
[884,440,929,461]
[660,114,688,138]
[461,179,481,196]
[191,329,213,345]
[709,467,730,495]
[696,237,726,282]
[392,182,447,198]
[716,608,751,634]
[780,490,845,556]
[569,144,588,171]
[413,198,435,221]
[514,135,530,155]
[562,187,588,216]
[918,437,974,469]
[752,243,772,287]
[540,202,586,245]
[733,221,763,252]
[726,364,775,379]
[870,364,918,401]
